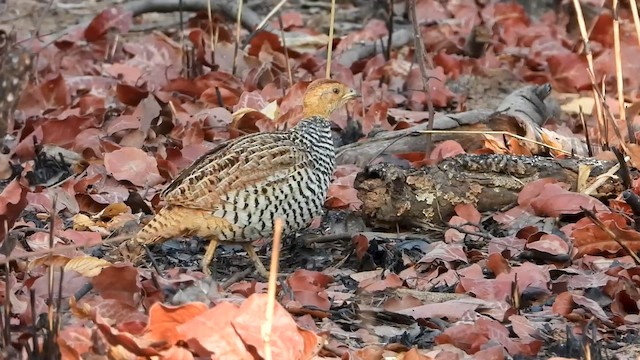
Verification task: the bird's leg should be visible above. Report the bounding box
[201,238,219,277]
[242,244,270,278]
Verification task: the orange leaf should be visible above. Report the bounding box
[146,302,208,345]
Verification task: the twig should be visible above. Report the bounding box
[221,267,253,289]
[0,234,132,265]
[262,218,283,360]
[254,0,287,33]
[232,0,243,75]
[385,0,393,60]
[416,129,573,155]
[571,0,607,149]
[582,208,640,265]
[612,0,631,143]
[630,0,640,49]
[325,0,337,78]
[407,0,435,154]
[578,106,593,157]
[37,0,264,45]
[334,28,412,67]
[278,13,293,86]
[611,147,631,189]
[302,232,353,247]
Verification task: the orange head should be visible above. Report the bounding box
[301,79,358,118]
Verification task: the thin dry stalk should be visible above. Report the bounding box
[46,199,56,335]
[416,129,573,155]
[0,234,132,266]
[179,0,186,72]
[278,13,294,86]
[325,0,337,78]
[583,209,640,265]
[571,0,607,148]
[207,0,215,63]
[255,0,288,32]
[262,218,284,360]
[612,0,632,143]
[630,0,640,48]
[213,24,220,65]
[578,106,593,157]
[385,0,393,60]
[407,0,435,154]
[232,0,244,75]
[587,68,632,156]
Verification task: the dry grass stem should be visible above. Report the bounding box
[262,217,283,360]
[325,0,337,78]
[571,0,607,149]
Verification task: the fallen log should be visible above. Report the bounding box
[354,154,623,229]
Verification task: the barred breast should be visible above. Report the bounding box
[160,116,336,243]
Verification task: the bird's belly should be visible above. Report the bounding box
[212,171,330,241]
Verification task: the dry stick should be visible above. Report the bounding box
[407,0,435,154]
[571,0,607,149]
[232,0,244,75]
[278,13,293,86]
[325,0,337,78]
[46,198,56,336]
[612,0,632,143]
[206,0,214,63]
[179,0,186,74]
[416,129,573,155]
[630,0,640,48]
[578,106,593,157]
[254,0,288,34]
[582,208,640,265]
[0,234,132,266]
[262,218,283,360]
[385,0,393,60]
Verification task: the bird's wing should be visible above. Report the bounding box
[161,132,312,210]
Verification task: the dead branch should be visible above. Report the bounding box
[333,28,413,67]
[354,154,622,229]
[336,83,587,167]
[124,0,263,31]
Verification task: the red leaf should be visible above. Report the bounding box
[177,302,250,358]
[91,264,141,307]
[0,180,28,242]
[104,147,164,187]
[146,302,208,345]
[232,294,308,359]
[84,7,133,42]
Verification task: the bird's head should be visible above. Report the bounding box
[302,79,358,118]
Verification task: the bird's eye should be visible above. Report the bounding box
[332,87,340,94]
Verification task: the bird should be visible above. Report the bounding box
[123,79,358,277]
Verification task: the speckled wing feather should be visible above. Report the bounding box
[161,131,312,211]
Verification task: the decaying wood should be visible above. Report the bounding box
[336,83,588,167]
[354,154,623,229]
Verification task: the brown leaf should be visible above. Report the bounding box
[104,147,164,187]
[116,83,149,106]
[232,293,308,360]
[65,256,112,277]
[84,7,133,42]
[178,301,252,358]
[146,302,208,345]
[0,179,27,247]
[92,264,141,307]
[529,183,609,217]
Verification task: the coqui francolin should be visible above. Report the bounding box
[123,79,358,277]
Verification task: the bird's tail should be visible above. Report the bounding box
[134,206,187,245]
[120,206,191,262]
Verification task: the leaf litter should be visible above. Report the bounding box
[0,0,639,359]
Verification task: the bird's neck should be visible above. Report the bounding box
[290,115,333,146]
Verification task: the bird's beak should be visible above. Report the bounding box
[342,88,359,101]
